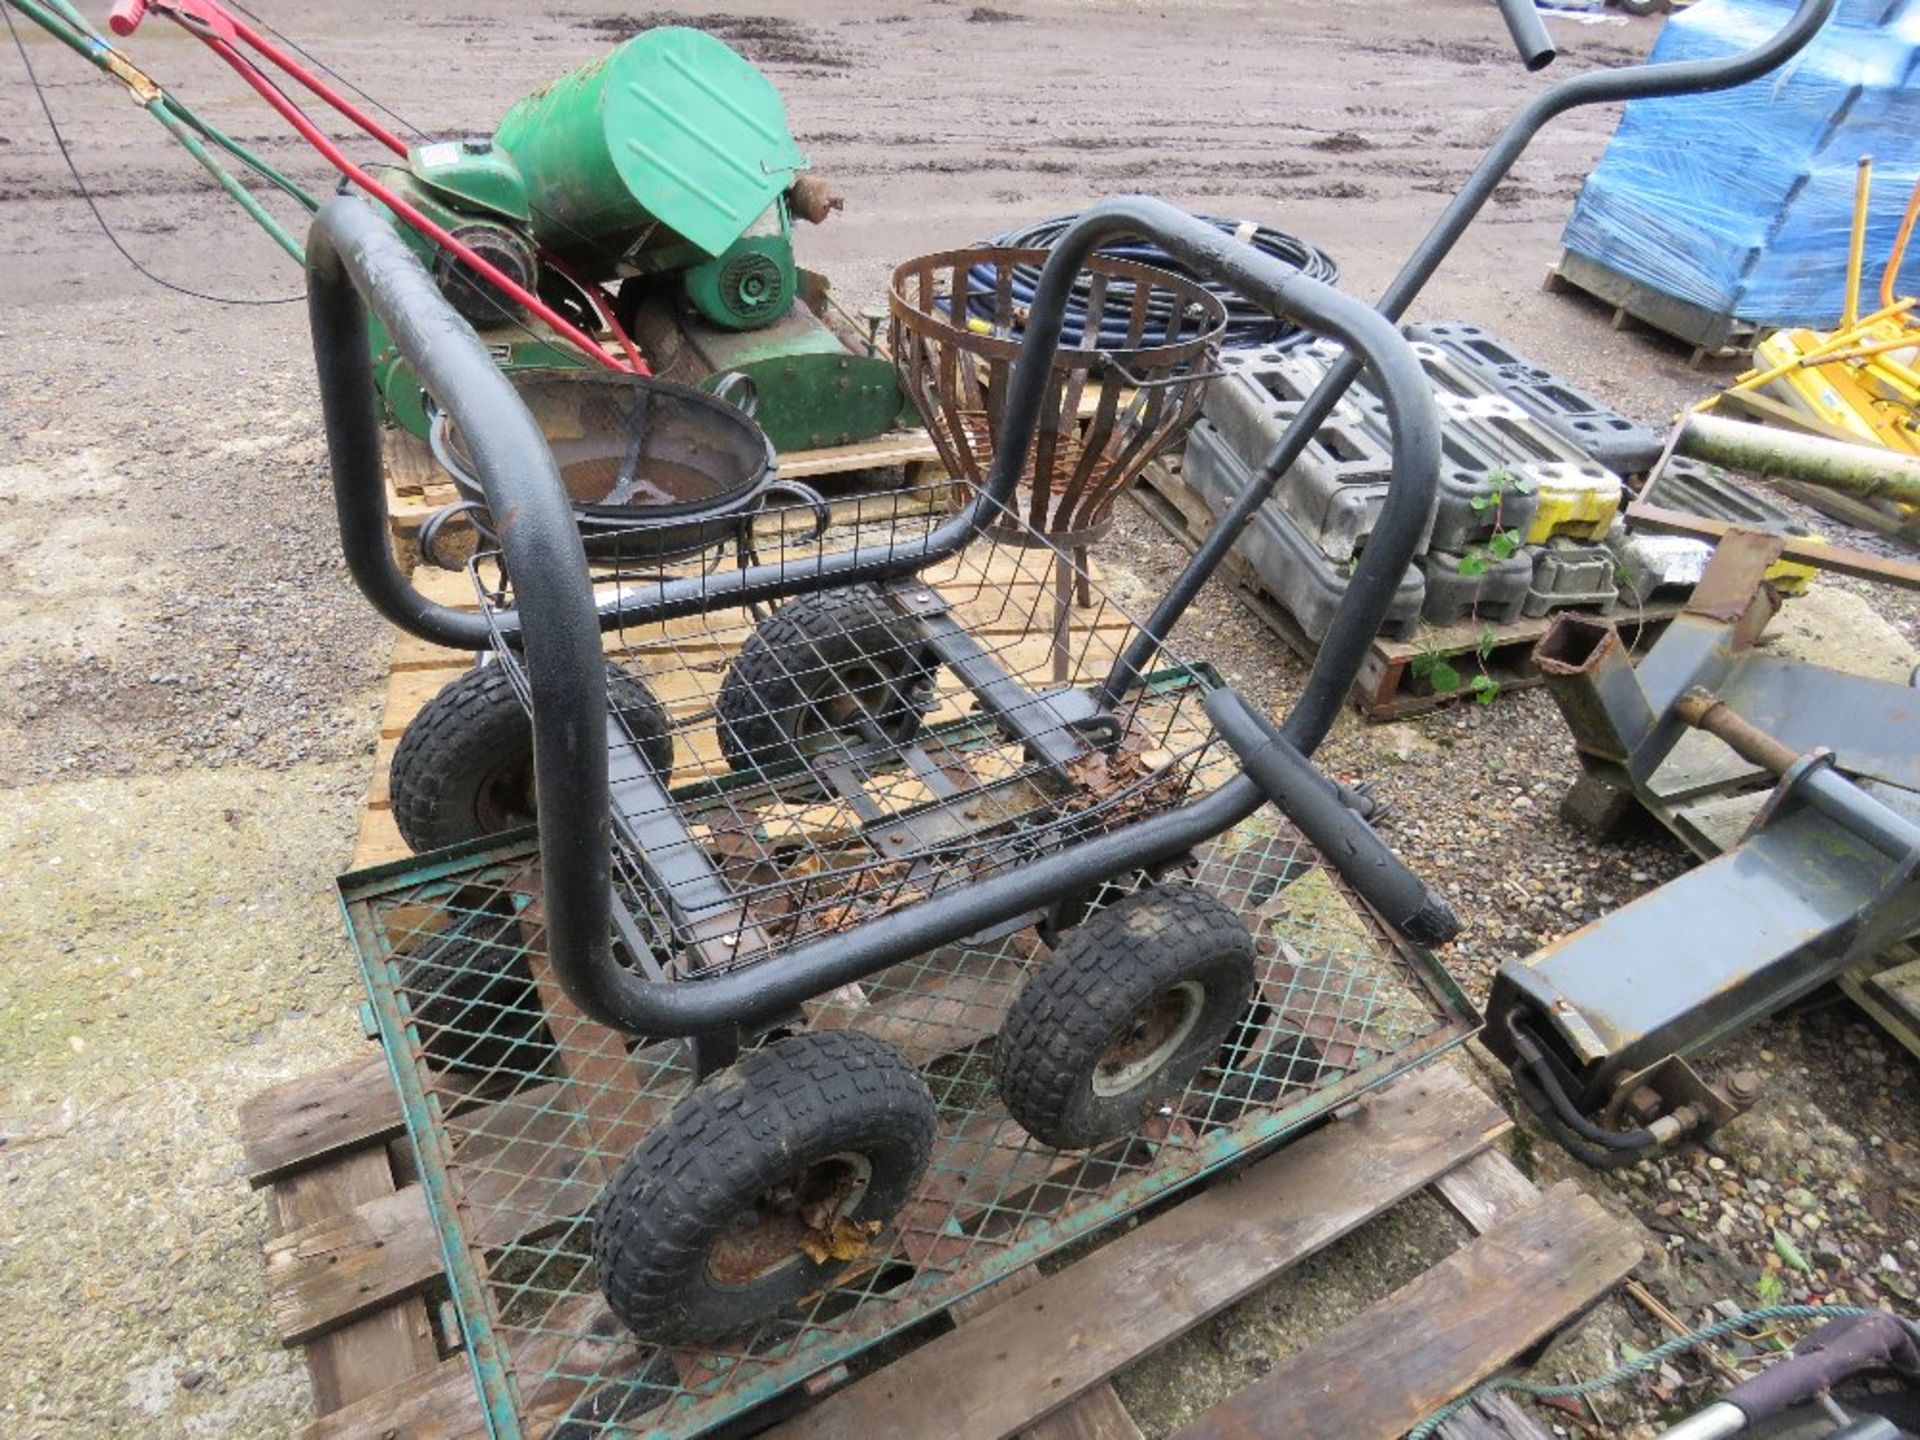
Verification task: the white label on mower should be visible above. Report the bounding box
[416,142,463,171]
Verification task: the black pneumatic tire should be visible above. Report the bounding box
[397,901,554,1078]
[389,662,674,853]
[714,587,937,772]
[996,884,1258,1150]
[593,1030,935,1345]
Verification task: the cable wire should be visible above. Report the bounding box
[1408,1304,1889,1439]
[970,212,1339,350]
[228,0,430,141]
[3,0,307,306]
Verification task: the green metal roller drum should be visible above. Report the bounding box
[493,26,806,265]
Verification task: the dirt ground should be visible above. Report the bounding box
[2,1,1916,1437]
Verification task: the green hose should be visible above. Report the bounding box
[1408,1304,1883,1439]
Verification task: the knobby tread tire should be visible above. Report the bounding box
[714,586,935,772]
[389,662,673,852]
[397,902,554,1077]
[996,884,1257,1150]
[592,1029,936,1345]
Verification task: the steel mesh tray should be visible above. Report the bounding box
[341,804,1475,1438]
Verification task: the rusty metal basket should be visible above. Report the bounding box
[890,245,1226,552]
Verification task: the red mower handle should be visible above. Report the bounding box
[108,0,149,36]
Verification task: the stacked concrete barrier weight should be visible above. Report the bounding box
[1203,353,1432,565]
[1194,327,1646,637]
[1182,420,1426,643]
[1403,320,1664,478]
[1418,547,1533,626]
[1524,539,1621,619]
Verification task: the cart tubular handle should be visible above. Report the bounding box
[308,198,614,997]
[307,193,1446,1036]
[1492,0,1556,73]
[1206,689,1460,945]
[316,195,1443,668]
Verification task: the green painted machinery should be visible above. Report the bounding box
[368,26,907,448]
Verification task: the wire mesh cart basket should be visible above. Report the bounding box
[312,190,1473,1436]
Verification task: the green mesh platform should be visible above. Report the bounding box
[353,481,1476,1434]
[341,807,1473,1438]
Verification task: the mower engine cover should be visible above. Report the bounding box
[493,26,809,267]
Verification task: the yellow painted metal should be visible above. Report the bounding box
[1752,329,1889,443]
[1843,156,1873,331]
[1523,468,1621,543]
[1880,173,1920,312]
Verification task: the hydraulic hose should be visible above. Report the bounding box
[1504,1009,1658,1168]
[969,214,1339,350]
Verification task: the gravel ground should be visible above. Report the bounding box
[2,1,1917,1437]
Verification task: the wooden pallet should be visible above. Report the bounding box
[242,1052,1638,1440]
[267,439,1639,1434]
[1130,458,1682,723]
[380,426,947,539]
[1544,252,1759,368]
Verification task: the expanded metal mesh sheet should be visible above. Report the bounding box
[345,817,1471,1438]
[354,486,1473,1434]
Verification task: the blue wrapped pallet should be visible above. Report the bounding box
[1561,0,1920,333]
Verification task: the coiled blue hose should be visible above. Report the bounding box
[966,212,1339,350]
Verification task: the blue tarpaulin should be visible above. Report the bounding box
[1561,0,1920,329]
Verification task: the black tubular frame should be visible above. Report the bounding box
[1098,0,1837,747]
[310,196,1441,1036]
[310,0,1833,1038]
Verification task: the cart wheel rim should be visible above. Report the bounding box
[1091,980,1207,1098]
[473,755,536,834]
[796,661,896,747]
[704,1151,874,1289]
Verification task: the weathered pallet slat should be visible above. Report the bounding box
[243,1058,410,1186]
[268,1147,441,1414]
[1170,1183,1641,1440]
[767,1066,1509,1440]
[1433,1147,1543,1235]
[266,1187,443,1346]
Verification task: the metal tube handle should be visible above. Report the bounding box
[1492,0,1556,73]
[1206,689,1460,944]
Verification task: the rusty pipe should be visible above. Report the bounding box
[1674,688,1801,775]
[1677,688,1920,861]
[1533,615,1658,766]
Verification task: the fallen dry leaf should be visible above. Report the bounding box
[798,1217,883,1265]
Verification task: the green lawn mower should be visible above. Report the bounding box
[10,0,910,453]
